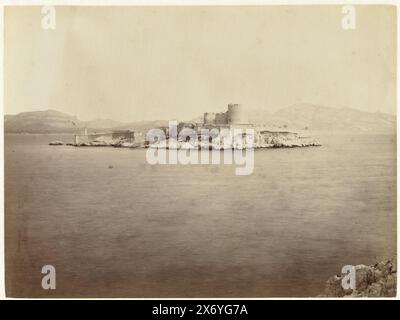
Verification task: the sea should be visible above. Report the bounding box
[4,132,397,297]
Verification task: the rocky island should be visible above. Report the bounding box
[58,104,321,149]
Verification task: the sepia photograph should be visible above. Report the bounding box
[1,2,397,301]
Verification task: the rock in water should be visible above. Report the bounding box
[49,140,64,146]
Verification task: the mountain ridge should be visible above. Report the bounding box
[4,105,396,134]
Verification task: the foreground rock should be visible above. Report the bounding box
[322,260,396,297]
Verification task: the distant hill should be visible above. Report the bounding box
[84,118,124,129]
[5,109,82,133]
[112,120,169,132]
[4,109,168,134]
[272,104,396,132]
[4,105,396,134]
[247,104,396,133]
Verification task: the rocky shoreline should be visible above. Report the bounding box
[50,135,321,149]
[322,260,397,297]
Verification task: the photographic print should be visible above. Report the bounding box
[2,3,397,299]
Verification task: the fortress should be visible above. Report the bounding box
[173,103,319,148]
[203,104,248,126]
[69,103,320,149]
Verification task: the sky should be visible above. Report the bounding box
[4,5,397,122]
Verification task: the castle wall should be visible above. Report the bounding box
[215,112,228,124]
[203,112,216,124]
[227,104,248,125]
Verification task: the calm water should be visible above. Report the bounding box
[5,133,396,297]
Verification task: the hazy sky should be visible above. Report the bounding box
[4,5,396,121]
